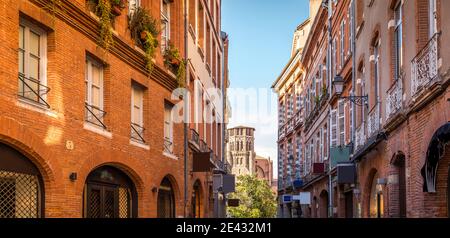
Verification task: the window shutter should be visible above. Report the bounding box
[339,100,345,145]
[320,128,324,162]
[331,109,338,147]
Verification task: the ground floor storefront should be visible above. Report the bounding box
[0,119,214,218]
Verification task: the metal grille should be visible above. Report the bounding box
[103,190,115,218]
[88,188,101,218]
[118,188,129,218]
[0,171,39,218]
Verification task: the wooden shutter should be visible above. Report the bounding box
[331,109,338,147]
[339,100,345,145]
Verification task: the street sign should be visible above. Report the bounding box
[292,192,311,205]
[282,195,293,203]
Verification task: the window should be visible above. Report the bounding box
[206,24,211,66]
[394,2,403,80]
[131,84,145,143]
[330,109,338,147]
[189,0,196,30]
[18,19,48,106]
[429,0,437,37]
[197,3,204,49]
[85,57,105,128]
[338,100,345,145]
[164,102,174,154]
[128,0,140,16]
[161,0,171,52]
[340,21,345,67]
[373,39,380,106]
[332,38,337,76]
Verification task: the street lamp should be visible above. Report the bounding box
[333,75,369,108]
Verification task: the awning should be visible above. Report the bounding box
[421,122,450,193]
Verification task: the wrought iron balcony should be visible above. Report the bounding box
[386,78,403,120]
[189,129,200,147]
[367,106,380,138]
[286,119,294,135]
[199,139,210,153]
[85,103,107,129]
[411,33,440,98]
[355,123,366,151]
[278,124,286,139]
[131,123,146,144]
[163,138,173,154]
[294,109,304,127]
[18,74,50,108]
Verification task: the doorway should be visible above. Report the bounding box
[345,191,353,218]
[84,166,136,218]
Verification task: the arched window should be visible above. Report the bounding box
[0,143,43,218]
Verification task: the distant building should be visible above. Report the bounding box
[226,126,256,177]
[255,155,274,186]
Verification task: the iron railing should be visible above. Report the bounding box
[278,124,286,139]
[18,74,50,108]
[294,109,304,127]
[355,123,366,150]
[411,33,440,98]
[163,138,173,154]
[386,78,403,120]
[85,103,107,129]
[189,129,200,146]
[199,139,210,153]
[367,105,380,137]
[286,118,294,135]
[131,123,146,144]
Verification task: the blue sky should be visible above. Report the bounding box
[222,0,310,178]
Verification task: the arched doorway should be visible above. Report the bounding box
[83,165,137,218]
[312,196,318,218]
[0,143,44,218]
[157,177,175,218]
[392,153,407,218]
[369,171,383,218]
[191,180,203,218]
[319,190,328,218]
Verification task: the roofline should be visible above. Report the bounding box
[271,50,302,90]
[300,5,327,63]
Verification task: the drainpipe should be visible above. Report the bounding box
[183,0,189,218]
[326,0,334,219]
[350,0,358,219]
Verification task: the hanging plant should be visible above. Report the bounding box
[164,42,186,88]
[110,0,126,16]
[87,0,125,51]
[176,60,187,88]
[128,7,160,74]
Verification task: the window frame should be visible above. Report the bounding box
[164,101,174,154]
[161,0,171,52]
[18,18,48,103]
[85,57,105,125]
[394,1,403,81]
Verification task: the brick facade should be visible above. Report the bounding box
[0,0,227,218]
[274,0,450,218]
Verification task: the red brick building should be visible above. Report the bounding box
[0,0,229,218]
[274,0,450,218]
